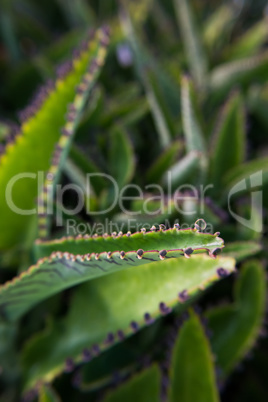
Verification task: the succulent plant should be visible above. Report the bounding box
[0,0,267,401]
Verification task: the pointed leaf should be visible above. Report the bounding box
[119,5,174,148]
[146,141,182,184]
[210,92,245,194]
[225,19,268,61]
[0,27,109,250]
[21,254,235,389]
[173,0,207,87]
[0,227,225,320]
[103,365,161,402]
[38,384,61,402]
[203,4,235,52]
[222,241,261,262]
[163,151,200,190]
[109,125,135,188]
[207,260,266,378]
[168,310,220,402]
[181,76,206,155]
[209,51,268,100]
[38,32,110,239]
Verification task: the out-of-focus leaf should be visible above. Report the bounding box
[38,384,61,402]
[207,260,266,378]
[0,4,20,62]
[181,76,206,154]
[203,4,235,52]
[79,323,160,392]
[247,84,268,129]
[109,125,135,188]
[225,18,268,61]
[102,365,161,402]
[21,254,235,390]
[222,241,261,262]
[69,144,106,195]
[168,309,220,402]
[126,0,154,26]
[173,0,207,88]
[0,321,18,382]
[120,4,175,148]
[163,151,200,190]
[146,140,182,184]
[0,27,109,250]
[210,92,245,195]
[224,157,268,200]
[208,51,268,101]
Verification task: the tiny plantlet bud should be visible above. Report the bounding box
[120,251,125,259]
[159,302,171,315]
[159,249,167,260]
[217,267,228,278]
[117,330,125,340]
[92,344,100,355]
[82,349,91,362]
[130,321,139,332]
[184,247,193,258]
[178,290,189,302]
[210,248,222,258]
[144,312,153,324]
[65,358,74,373]
[104,333,114,344]
[174,223,180,230]
[194,219,207,231]
[137,249,144,259]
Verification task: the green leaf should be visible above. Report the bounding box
[225,19,268,61]
[247,84,268,129]
[209,92,245,194]
[102,365,161,402]
[109,125,135,188]
[168,309,220,402]
[223,156,268,201]
[181,76,206,155]
[0,227,225,321]
[21,254,235,389]
[38,384,61,402]
[38,39,109,239]
[0,27,109,250]
[146,141,182,184]
[208,51,268,101]
[0,321,18,382]
[79,322,160,392]
[222,241,261,263]
[173,0,207,88]
[207,259,266,378]
[163,151,200,190]
[69,144,106,195]
[203,4,235,52]
[119,5,174,148]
